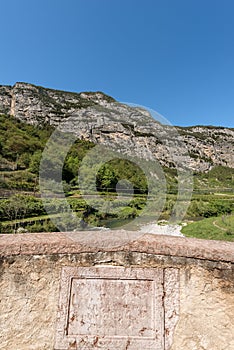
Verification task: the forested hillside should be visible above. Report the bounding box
[0,82,233,239]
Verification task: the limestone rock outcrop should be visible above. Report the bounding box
[0,82,233,172]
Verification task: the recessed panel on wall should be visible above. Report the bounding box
[55,266,179,350]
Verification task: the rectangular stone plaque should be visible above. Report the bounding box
[55,266,164,349]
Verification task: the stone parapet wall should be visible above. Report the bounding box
[0,232,234,350]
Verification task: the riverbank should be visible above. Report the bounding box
[139,222,185,237]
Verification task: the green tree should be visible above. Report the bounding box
[29,150,43,174]
[96,164,118,192]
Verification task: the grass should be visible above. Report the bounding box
[181,214,234,242]
[1,213,63,227]
[0,170,37,191]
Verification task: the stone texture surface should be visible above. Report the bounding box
[0,231,234,263]
[0,85,12,115]
[55,266,165,349]
[171,266,234,350]
[0,232,233,350]
[164,268,180,350]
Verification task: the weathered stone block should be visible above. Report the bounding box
[55,267,167,349]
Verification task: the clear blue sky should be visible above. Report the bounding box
[1,0,234,127]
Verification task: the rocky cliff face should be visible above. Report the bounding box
[1,82,233,172]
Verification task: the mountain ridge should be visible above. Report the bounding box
[0,82,233,172]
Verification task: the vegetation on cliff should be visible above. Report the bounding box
[0,107,233,239]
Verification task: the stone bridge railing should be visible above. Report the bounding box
[0,232,234,350]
